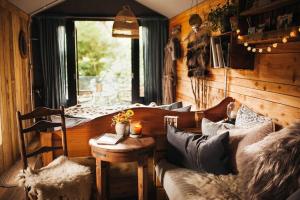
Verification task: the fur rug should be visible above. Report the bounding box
[239,121,300,200]
[17,156,92,200]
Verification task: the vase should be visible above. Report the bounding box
[115,122,129,136]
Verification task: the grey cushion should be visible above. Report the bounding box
[155,159,243,200]
[172,105,192,112]
[158,101,183,110]
[201,118,235,137]
[167,125,232,174]
[235,105,272,129]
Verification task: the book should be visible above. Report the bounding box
[210,37,219,67]
[216,43,224,67]
[96,133,123,145]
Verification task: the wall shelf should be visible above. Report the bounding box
[240,0,298,16]
[237,26,300,44]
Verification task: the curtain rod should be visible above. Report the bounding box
[33,15,168,21]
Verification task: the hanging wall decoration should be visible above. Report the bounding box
[185,0,210,110]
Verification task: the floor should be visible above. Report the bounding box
[0,159,26,200]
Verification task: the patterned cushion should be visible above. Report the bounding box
[202,118,235,137]
[235,105,272,129]
[155,159,243,200]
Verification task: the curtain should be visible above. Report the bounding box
[141,19,168,104]
[38,17,68,108]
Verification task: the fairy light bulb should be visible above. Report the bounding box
[267,47,272,52]
[252,48,256,52]
[236,29,241,34]
[282,37,288,43]
[258,49,263,53]
[238,35,243,40]
[290,31,296,37]
[272,43,278,48]
[298,27,300,32]
[247,46,252,51]
[244,42,248,47]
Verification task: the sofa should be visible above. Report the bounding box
[154,98,300,200]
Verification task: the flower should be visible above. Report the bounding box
[112,109,134,125]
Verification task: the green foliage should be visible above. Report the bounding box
[76,21,130,77]
[208,0,238,31]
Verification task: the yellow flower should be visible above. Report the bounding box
[126,109,134,117]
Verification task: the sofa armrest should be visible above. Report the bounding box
[203,97,234,122]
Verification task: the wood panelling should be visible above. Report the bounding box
[170,0,300,127]
[0,0,33,175]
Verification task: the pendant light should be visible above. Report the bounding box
[112,5,139,39]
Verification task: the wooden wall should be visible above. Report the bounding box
[0,0,33,174]
[170,0,300,127]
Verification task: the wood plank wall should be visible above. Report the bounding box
[0,0,33,174]
[170,0,300,127]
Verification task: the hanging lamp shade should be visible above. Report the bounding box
[112,5,139,39]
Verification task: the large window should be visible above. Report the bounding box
[75,21,132,106]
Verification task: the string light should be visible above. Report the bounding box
[236,26,300,54]
[290,31,296,37]
[282,37,288,43]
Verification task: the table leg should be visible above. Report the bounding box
[96,158,109,200]
[138,156,148,200]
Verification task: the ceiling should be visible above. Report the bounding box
[136,0,197,18]
[8,0,65,15]
[8,0,196,18]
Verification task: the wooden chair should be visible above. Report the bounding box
[17,106,93,200]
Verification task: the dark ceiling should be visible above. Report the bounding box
[39,0,166,18]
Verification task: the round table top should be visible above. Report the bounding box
[89,135,155,153]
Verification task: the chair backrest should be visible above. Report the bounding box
[17,106,68,169]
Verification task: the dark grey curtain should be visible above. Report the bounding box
[141,19,168,104]
[38,17,68,108]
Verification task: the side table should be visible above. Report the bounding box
[89,136,155,200]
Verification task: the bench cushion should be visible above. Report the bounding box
[155,159,243,200]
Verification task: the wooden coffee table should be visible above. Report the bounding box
[89,136,155,200]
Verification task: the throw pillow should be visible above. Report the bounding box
[167,125,232,175]
[169,101,183,110]
[235,121,274,173]
[172,105,192,112]
[201,118,235,137]
[239,121,300,200]
[235,104,273,129]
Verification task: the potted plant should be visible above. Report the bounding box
[208,0,238,33]
[112,109,134,136]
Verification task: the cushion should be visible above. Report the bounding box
[238,121,300,200]
[235,121,274,173]
[169,101,183,110]
[202,118,235,137]
[158,101,183,110]
[167,125,231,174]
[235,104,273,129]
[155,159,243,200]
[172,105,192,112]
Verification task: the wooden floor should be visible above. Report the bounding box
[0,159,26,200]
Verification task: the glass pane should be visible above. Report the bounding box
[75,21,132,106]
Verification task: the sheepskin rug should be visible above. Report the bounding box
[239,121,300,200]
[17,156,92,200]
